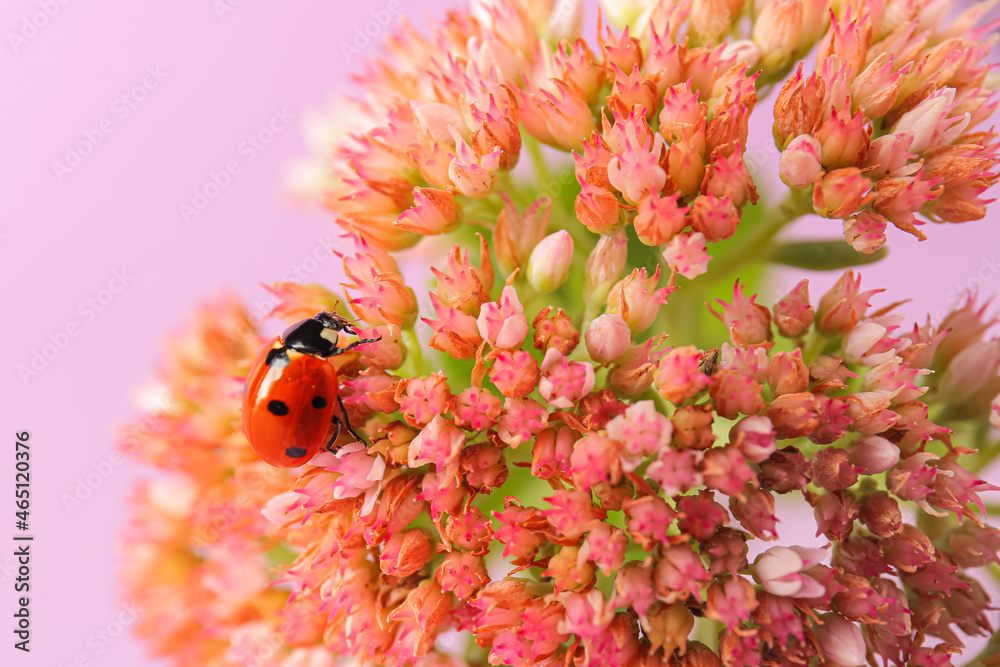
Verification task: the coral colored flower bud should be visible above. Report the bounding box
[434,551,488,599]
[773,279,814,337]
[395,187,462,235]
[608,265,677,333]
[848,436,900,474]
[609,338,668,395]
[642,602,696,656]
[768,349,809,397]
[343,269,419,328]
[813,614,866,667]
[815,104,871,169]
[671,404,717,451]
[575,186,622,234]
[634,192,688,246]
[816,270,881,335]
[380,529,432,577]
[778,134,824,188]
[752,0,803,71]
[690,193,740,242]
[709,371,765,420]
[765,392,819,439]
[773,64,825,147]
[489,350,541,398]
[712,280,773,346]
[494,196,551,274]
[527,230,574,294]
[663,232,711,280]
[477,285,529,349]
[655,346,712,404]
[533,306,580,355]
[585,313,632,364]
[812,168,874,219]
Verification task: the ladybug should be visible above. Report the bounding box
[242,312,378,467]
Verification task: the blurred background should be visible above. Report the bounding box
[0,0,997,665]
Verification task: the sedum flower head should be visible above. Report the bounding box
[123,2,1000,667]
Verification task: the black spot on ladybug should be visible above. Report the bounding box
[312,396,328,409]
[285,447,307,458]
[268,400,290,416]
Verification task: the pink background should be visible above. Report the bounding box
[0,1,997,666]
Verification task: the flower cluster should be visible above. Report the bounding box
[774,0,999,252]
[123,1,1000,666]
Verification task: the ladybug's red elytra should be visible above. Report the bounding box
[242,312,378,467]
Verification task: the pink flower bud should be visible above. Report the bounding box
[538,348,596,408]
[843,211,888,254]
[489,350,541,398]
[477,285,529,349]
[891,87,968,155]
[848,436,900,474]
[753,545,828,598]
[434,551,488,599]
[608,265,678,333]
[654,345,711,404]
[584,231,628,308]
[663,232,711,279]
[772,279,814,338]
[778,134,824,188]
[812,168,874,219]
[585,313,632,364]
[813,614,866,667]
[527,230,574,293]
[395,187,462,235]
[709,371,765,420]
[730,416,776,462]
[939,340,1000,404]
[711,280,773,346]
[815,103,872,170]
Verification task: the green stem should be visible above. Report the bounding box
[709,188,813,281]
[524,132,553,187]
[401,327,425,378]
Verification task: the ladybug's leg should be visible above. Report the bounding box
[325,415,343,453]
[337,394,368,446]
[325,335,384,357]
